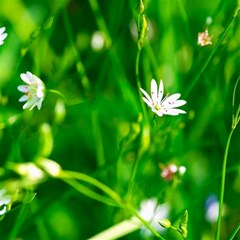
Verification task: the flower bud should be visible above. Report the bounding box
[137,0,144,14]
[37,158,62,177]
[158,219,171,228]
[178,210,188,238]
[138,14,148,49]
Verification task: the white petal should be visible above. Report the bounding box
[22,98,36,110]
[158,80,164,102]
[32,74,44,86]
[17,85,29,93]
[140,88,153,105]
[0,27,6,34]
[165,93,181,102]
[0,205,7,215]
[36,87,44,98]
[0,33,7,42]
[155,110,163,117]
[142,97,153,108]
[20,73,32,84]
[30,102,38,110]
[36,98,43,110]
[19,95,28,102]
[151,79,158,103]
[163,108,186,116]
[163,99,187,108]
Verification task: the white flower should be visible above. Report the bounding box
[18,71,45,110]
[140,79,186,117]
[0,27,8,45]
[198,29,212,46]
[138,198,170,236]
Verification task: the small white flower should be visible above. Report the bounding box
[138,198,170,236]
[198,29,212,46]
[140,79,187,117]
[0,27,8,45]
[18,71,45,110]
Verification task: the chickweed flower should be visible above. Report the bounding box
[18,71,45,110]
[198,29,212,46]
[0,27,8,45]
[140,79,186,117]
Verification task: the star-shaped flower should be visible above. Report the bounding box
[140,79,186,117]
[18,71,45,110]
[0,27,8,46]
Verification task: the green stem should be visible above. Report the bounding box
[62,170,122,204]
[48,89,67,102]
[60,174,120,207]
[62,8,90,91]
[216,127,234,240]
[229,223,240,240]
[127,47,149,200]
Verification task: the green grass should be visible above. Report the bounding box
[0,0,240,239]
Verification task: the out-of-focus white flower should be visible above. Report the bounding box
[140,79,186,117]
[91,31,105,51]
[0,188,11,216]
[205,195,221,223]
[18,71,45,110]
[14,162,45,182]
[178,166,186,176]
[138,198,170,236]
[0,27,8,46]
[198,29,212,46]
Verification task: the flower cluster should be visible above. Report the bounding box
[198,29,212,46]
[0,27,8,46]
[140,79,186,117]
[17,71,45,110]
[160,163,186,181]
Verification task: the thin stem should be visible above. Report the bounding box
[216,127,234,240]
[63,170,122,204]
[229,223,240,240]
[48,89,67,102]
[135,48,148,120]
[232,75,240,108]
[127,47,150,200]
[62,8,90,91]
[60,174,120,207]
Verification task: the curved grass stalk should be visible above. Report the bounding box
[62,170,122,204]
[60,174,120,207]
[216,75,240,239]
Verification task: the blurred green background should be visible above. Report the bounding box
[0,0,240,239]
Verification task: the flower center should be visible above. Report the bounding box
[154,104,161,110]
